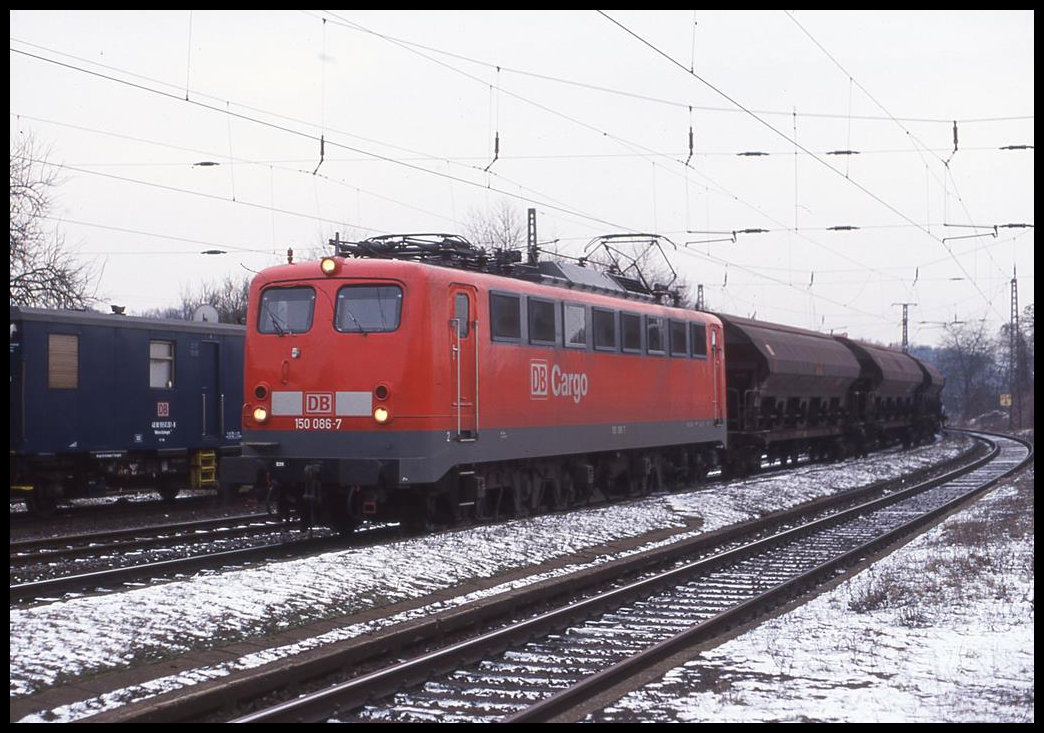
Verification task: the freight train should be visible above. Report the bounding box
[220,233,945,533]
[9,305,244,516]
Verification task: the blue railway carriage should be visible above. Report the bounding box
[9,306,244,515]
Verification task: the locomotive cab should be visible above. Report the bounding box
[225,256,484,533]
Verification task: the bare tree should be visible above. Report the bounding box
[997,303,1034,428]
[10,133,99,308]
[935,319,1002,423]
[463,199,526,250]
[139,274,251,324]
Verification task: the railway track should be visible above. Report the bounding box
[9,490,228,526]
[10,515,415,605]
[65,431,1027,724]
[232,431,1029,723]
[10,534,344,606]
[11,512,275,564]
[10,440,956,604]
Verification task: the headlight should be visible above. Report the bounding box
[253,406,269,424]
[373,406,390,424]
[320,257,339,275]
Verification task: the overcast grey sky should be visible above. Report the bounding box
[10,10,1034,347]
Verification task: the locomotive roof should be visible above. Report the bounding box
[325,232,684,305]
[254,254,720,320]
[10,305,245,335]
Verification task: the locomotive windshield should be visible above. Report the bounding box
[335,285,403,333]
[258,286,315,335]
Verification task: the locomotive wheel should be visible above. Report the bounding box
[400,493,437,535]
[473,492,489,521]
[568,465,591,506]
[557,470,576,510]
[509,475,529,518]
[544,472,571,512]
[272,485,294,523]
[511,485,525,517]
[329,488,362,536]
[644,467,661,495]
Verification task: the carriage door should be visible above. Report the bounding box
[711,325,724,425]
[198,341,220,439]
[449,285,478,441]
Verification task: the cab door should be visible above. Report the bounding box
[449,284,478,440]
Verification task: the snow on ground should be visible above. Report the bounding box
[11,434,1032,722]
[592,465,1035,723]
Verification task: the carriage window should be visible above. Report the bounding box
[621,313,642,353]
[258,286,315,335]
[528,297,556,344]
[669,320,688,356]
[149,340,174,389]
[336,285,403,333]
[690,322,708,358]
[592,308,617,350]
[563,303,586,349]
[48,333,79,389]
[490,292,522,340]
[646,316,665,354]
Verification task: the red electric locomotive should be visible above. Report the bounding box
[222,234,727,532]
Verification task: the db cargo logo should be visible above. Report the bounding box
[305,392,333,414]
[530,360,589,404]
[530,360,549,399]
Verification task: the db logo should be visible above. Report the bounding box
[305,392,333,414]
[530,360,549,399]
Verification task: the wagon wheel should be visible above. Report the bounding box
[27,483,60,518]
[158,478,179,503]
[271,483,293,522]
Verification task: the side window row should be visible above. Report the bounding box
[489,291,709,358]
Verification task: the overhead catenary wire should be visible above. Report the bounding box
[782,11,1022,314]
[306,14,1030,126]
[10,14,1031,336]
[9,46,635,234]
[597,10,1013,325]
